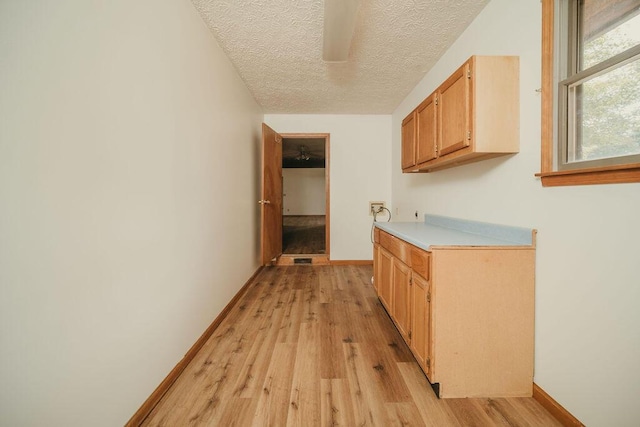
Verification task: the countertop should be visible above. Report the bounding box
[374,214,535,251]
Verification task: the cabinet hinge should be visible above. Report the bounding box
[427,291,431,303]
[435,96,438,106]
[467,131,471,140]
[408,330,412,339]
[467,69,471,79]
[426,357,431,368]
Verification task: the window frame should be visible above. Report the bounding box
[538,0,640,186]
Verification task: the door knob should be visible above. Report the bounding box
[258,200,271,204]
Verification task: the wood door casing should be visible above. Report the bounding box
[261,123,283,265]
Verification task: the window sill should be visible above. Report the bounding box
[536,163,640,187]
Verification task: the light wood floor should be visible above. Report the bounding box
[142,265,560,426]
[282,215,325,254]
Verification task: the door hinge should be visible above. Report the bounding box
[467,131,471,140]
[426,357,431,368]
[435,96,438,106]
[409,277,412,285]
[427,291,431,303]
[408,330,412,339]
[467,69,471,79]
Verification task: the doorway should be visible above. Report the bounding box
[279,134,330,265]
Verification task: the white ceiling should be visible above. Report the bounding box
[191,0,489,114]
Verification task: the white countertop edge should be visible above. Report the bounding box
[374,215,535,251]
[424,214,534,245]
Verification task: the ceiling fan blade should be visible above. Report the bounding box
[322,0,362,62]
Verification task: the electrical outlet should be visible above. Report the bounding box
[369,201,385,216]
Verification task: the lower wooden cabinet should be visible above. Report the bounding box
[376,246,393,312]
[372,244,379,293]
[410,273,431,377]
[391,259,411,343]
[374,228,535,398]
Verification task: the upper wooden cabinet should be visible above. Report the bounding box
[402,56,519,173]
[416,94,438,164]
[439,63,470,157]
[401,110,417,169]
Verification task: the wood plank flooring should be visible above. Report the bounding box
[141,265,561,427]
[283,215,325,254]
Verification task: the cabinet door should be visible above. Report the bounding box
[378,247,394,312]
[392,260,412,342]
[416,94,438,164]
[372,244,379,292]
[438,61,471,156]
[401,110,417,169]
[411,274,432,377]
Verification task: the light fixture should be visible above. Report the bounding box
[296,146,310,161]
[322,0,362,62]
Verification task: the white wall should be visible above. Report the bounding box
[265,115,392,260]
[391,1,640,425]
[283,168,326,215]
[0,1,263,425]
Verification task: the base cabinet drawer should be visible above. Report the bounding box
[411,248,430,280]
[379,230,411,265]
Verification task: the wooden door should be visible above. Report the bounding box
[438,61,471,156]
[401,110,417,169]
[411,273,431,377]
[392,260,412,342]
[416,94,438,164]
[260,123,283,265]
[378,247,394,312]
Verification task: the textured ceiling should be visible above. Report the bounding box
[191,0,489,114]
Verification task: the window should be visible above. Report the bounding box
[539,0,640,186]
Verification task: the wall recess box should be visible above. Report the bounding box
[369,201,385,215]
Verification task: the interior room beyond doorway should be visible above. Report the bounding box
[281,136,328,256]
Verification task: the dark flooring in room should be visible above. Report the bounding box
[283,215,326,254]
